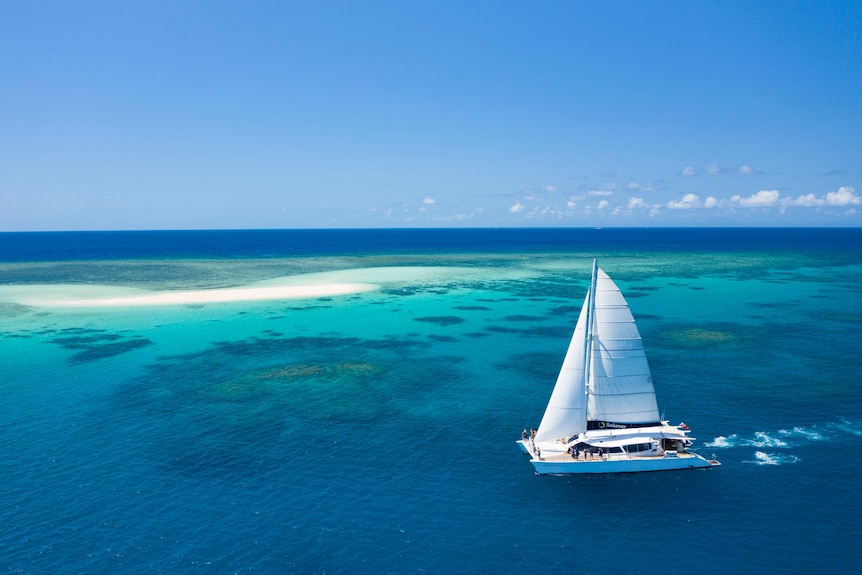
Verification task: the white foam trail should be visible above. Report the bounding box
[705,435,734,448]
[706,431,788,448]
[708,423,847,450]
[750,451,800,466]
[745,431,788,448]
[708,423,862,466]
[753,451,779,465]
[779,427,826,442]
[831,420,862,437]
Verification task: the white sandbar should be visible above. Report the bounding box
[63,283,377,307]
[0,265,521,309]
[0,281,378,308]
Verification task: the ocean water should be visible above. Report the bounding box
[1,228,860,574]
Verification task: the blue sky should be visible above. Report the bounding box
[2,1,860,230]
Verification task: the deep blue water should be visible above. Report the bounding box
[1,228,861,574]
[2,227,861,261]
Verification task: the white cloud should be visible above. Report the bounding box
[682,163,755,177]
[626,182,654,191]
[422,197,435,205]
[667,193,702,209]
[825,186,860,206]
[498,182,858,222]
[543,185,558,192]
[730,190,780,207]
[565,194,584,209]
[784,186,861,209]
[538,206,564,218]
[787,193,823,207]
[509,202,525,214]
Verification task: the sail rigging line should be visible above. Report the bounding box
[583,259,598,426]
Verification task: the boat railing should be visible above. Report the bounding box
[566,450,696,462]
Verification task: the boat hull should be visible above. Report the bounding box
[530,453,717,474]
[518,439,719,474]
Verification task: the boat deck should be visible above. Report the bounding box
[523,442,716,464]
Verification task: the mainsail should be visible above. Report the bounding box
[586,268,660,427]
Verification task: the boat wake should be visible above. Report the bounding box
[705,420,861,465]
[749,451,800,466]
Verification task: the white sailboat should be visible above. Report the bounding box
[518,260,720,474]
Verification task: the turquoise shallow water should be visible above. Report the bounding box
[1,229,861,573]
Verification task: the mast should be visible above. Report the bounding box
[582,259,598,424]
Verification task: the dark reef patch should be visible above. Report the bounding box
[104,333,465,479]
[413,315,465,326]
[624,291,649,298]
[486,324,569,338]
[48,328,154,364]
[0,302,34,317]
[494,352,560,382]
[548,305,580,316]
[428,334,457,343]
[463,332,489,338]
[501,315,546,322]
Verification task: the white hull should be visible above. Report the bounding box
[517,440,719,474]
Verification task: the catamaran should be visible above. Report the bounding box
[518,260,720,474]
